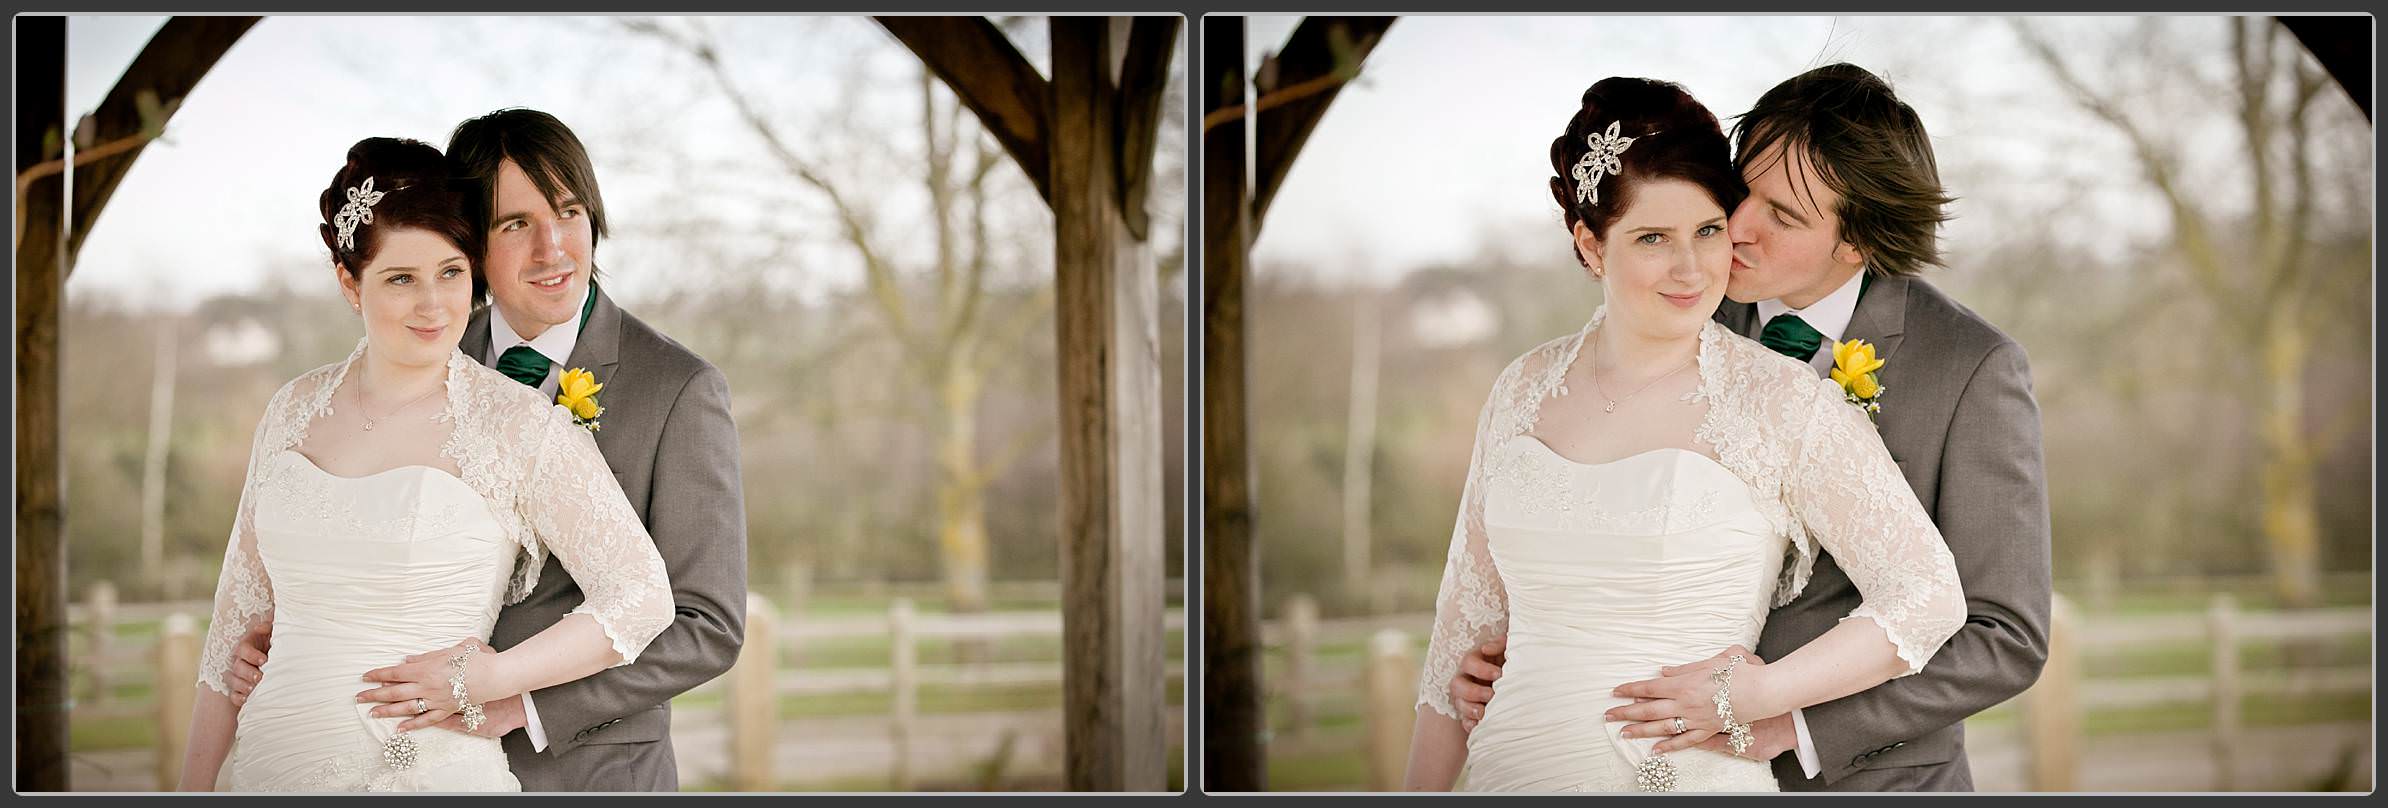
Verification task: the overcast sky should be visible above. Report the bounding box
[63,15,1076,309]
[1238,15,2357,282]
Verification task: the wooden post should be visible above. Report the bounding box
[15,15,70,792]
[727,593,778,791]
[86,582,118,706]
[889,597,917,791]
[2209,593,2240,791]
[1050,16,1167,792]
[1200,14,1267,793]
[1283,594,1319,743]
[2023,593,2078,791]
[1339,296,1381,591]
[1364,629,1416,792]
[140,322,178,585]
[154,613,198,790]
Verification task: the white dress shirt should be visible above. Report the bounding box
[484,293,587,399]
[1754,268,1866,375]
[1753,267,1868,780]
[479,290,590,752]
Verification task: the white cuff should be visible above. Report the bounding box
[1791,707,1821,779]
[521,690,550,753]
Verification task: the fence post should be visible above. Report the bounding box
[2023,593,2077,791]
[1284,594,1318,743]
[155,613,198,790]
[1364,629,1416,791]
[86,581,117,705]
[890,597,917,791]
[2208,592,2239,791]
[728,592,778,791]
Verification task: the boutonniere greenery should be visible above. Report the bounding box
[556,367,606,432]
[1830,339,1886,421]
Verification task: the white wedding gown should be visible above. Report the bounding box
[1420,311,1967,792]
[199,342,675,791]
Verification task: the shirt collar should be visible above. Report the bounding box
[1754,268,1867,343]
[486,287,587,367]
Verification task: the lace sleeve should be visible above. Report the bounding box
[196,391,283,696]
[1414,363,1518,719]
[517,405,676,666]
[1783,377,1967,676]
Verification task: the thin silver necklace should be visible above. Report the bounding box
[353,371,444,432]
[1587,327,1698,413]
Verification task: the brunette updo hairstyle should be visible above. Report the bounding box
[1547,77,1745,269]
[317,137,485,301]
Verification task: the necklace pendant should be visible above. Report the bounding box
[362,419,376,431]
[1603,402,1617,413]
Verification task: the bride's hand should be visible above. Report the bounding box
[355,638,509,732]
[1606,645,1781,754]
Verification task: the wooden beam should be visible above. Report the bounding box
[16,14,70,793]
[1113,15,1180,241]
[1049,15,1168,792]
[1251,16,1395,231]
[2276,16,2369,120]
[66,15,258,265]
[1199,14,1266,793]
[878,16,1056,204]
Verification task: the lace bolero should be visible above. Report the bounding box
[1414,309,1966,719]
[197,340,676,696]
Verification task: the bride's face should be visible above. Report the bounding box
[1576,179,1731,341]
[337,228,473,369]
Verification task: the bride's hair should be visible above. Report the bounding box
[316,137,486,301]
[1547,77,1744,269]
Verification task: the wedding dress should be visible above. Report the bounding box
[196,341,675,791]
[1418,309,1966,792]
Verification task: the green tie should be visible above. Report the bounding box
[1759,313,1825,362]
[496,346,552,388]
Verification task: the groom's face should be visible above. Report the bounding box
[483,159,595,339]
[1724,141,1864,307]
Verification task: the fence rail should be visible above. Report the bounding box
[1272,592,2370,791]
[68,591,1184,791]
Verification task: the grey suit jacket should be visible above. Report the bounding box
[1722,274,2052,791]
[463,285,748,792]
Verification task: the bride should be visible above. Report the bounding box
[177,138,674,791]
[1402,78,1966,792]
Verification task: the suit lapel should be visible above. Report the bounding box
[1843,272,1907,364]
[1715,299,1759,339]
[462,307,494,366]
[565,284,627,460]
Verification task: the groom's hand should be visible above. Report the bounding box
[429,694,527,739]
[1447,636,1508,733]
[1694,712,1798,762]
[227,623,273,708]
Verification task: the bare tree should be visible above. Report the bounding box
[2013,17,2366,606]
[626,17,1053,615]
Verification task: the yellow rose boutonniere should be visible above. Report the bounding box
[556,367,605,432]
[1829,339,1886,421]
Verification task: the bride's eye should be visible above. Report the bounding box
[1697,224,1724,238]
[441,266,466,279]
[1637,233,1665,245]
[387,273,413,286]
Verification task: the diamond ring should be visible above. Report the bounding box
[1671,716,1687,734]
[413,697,428,715]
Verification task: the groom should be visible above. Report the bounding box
[1445,64,2052,791]
[223,109,749,791]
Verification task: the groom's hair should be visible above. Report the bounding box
[1734,63,1953,278]
[445,108,611,262]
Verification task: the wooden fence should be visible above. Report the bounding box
[1277,591,2370,791]
[68,586,1184,791]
